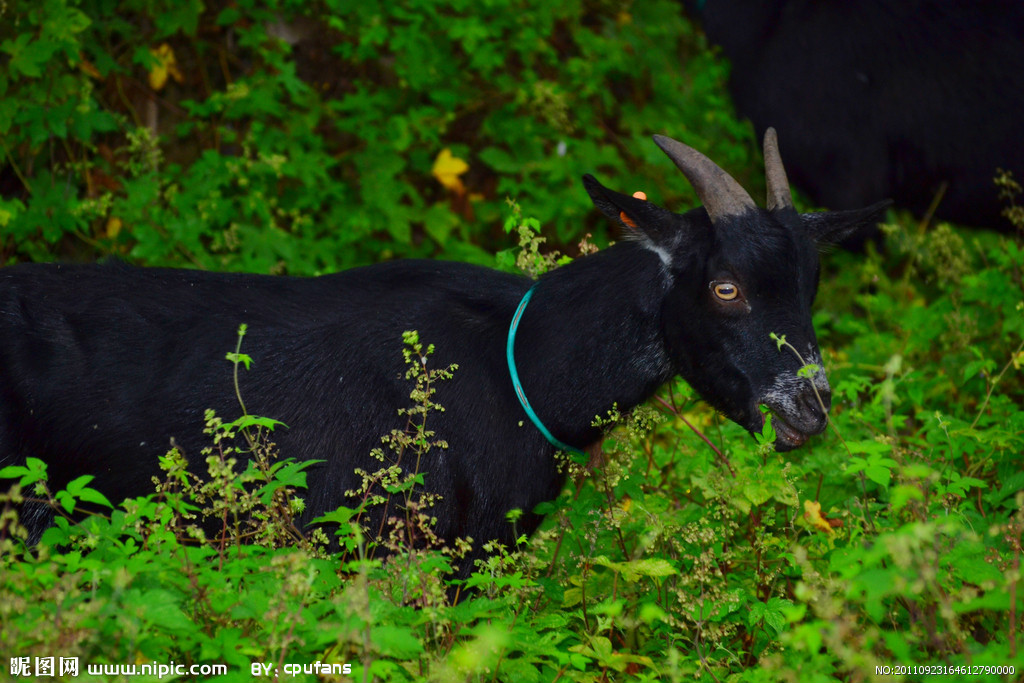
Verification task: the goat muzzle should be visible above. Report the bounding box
[761,385,831,451]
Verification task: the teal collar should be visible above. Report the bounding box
[506,284,585,456]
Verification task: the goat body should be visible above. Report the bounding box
[0,131,887,560]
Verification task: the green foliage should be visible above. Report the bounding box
[3,1,1024,680]
[1,0,746,271]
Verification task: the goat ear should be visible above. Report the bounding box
[583,174,677,243]
[801,199,892,244]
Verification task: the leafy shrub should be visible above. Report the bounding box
[1,0,749,271]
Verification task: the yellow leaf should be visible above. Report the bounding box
[148,43,183,91]
[432,148,469,194]
[803,500,834,534]
[106,217,123,238]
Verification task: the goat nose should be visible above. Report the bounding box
[815,386,832,413]
[799,387,831,433]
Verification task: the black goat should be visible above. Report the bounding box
[0,131,886,560]
[687,0,1024,229]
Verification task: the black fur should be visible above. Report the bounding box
[688,0,1024,228]
[0,140,886,564]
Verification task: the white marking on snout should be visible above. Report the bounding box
[761,346,830,420]
[803,345,831,395]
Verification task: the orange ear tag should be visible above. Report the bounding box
[619,191,648,228]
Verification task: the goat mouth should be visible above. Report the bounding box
[758,406,809,452]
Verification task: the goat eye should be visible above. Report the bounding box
[712,282,740,301]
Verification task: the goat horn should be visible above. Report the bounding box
[653,134,757,222]
[763,127,794,211]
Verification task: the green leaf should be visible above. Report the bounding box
[749,597,791,634]
[942,472,987,498]
[0,464,31,480]
[370,625,424,658]
[592,556,676,582]
[225,351,253,370]
[135,589,195,634]
[797,363,821,379]
[75,487,114,509]
[2,34,59,78]
[228,414,287,431]
[743,478,771,506]
[865,464,893,487]
[889,484,924,512]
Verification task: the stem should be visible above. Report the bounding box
[969,336,1024,430]
[651,394,734,477]
[228,325,260,454]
